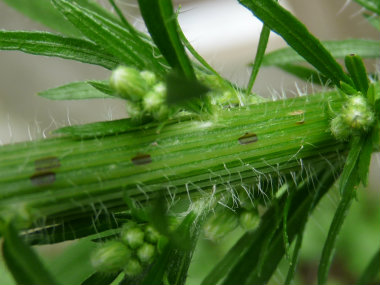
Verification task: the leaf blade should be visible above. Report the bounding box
[0,30,119,70]
[239,0,352,86]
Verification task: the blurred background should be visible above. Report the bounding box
[0,0,379,284]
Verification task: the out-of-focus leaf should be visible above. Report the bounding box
[363,13,380,31]
[48,239,97,285]
[81,272,120,285]
[138,0,195,80]
[39,81,116,100]
[353,0,380,14]
[358,133,373,186]
[277,64,332,86]
[262,39,380,66]
[1,221,60,285]
[344,54,369,95]
[239,0,352,86]
[357,247,380,285]
[0,31,119,70]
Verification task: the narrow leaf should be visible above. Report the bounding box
[358,133,373,186]
[0,31,119,70]
[277,64,332,86]
[81,272,119,285]
[1,221,60,285]
[262,39,380,66]
[138,0,195,79]
[53,119,141,138]
[363,13,380,31]
[284,232,304,285]
[39,81,116,100]
[246,25,270,94]
[339,136,363,195]
[52,0,166,75]
[239,0,352,86]
[353,0,380,14]
[357,247,380,285]
[344,54,369,95]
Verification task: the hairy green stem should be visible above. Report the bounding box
[0,90,346,228]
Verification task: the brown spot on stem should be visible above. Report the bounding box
[30,172,56,186]
[238,133,258,145]
[132,154,152,165]
[34,156,61,172]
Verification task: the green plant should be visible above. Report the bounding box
[0,0,379,284]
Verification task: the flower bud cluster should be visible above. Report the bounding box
[91,222,166,276]
[330,95,375,141]
[110,66,170,121]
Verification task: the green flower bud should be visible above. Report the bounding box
[121,226,145,249]
[203,210,239,241]
[110,66,148,101]
[137,243,156,264]
[239,209,260,231]
[124,258,143,277]
[142,83,166,112]
[145,225,160,244]
[91,241,131,273]
[140,70,157,87]
[330,115,351,141]
[342,95,375,131]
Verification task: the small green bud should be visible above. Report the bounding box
[110,66,148,101]
[239,209,260,231]
[342,95,375,131]
[121,226,145,249]
[91,241,131,273]
[142,83,166,112]
[203,210,239,241]
[330,115,351,141]
[145,225,160,244]
[124,258,143,277]
[140,70,157,87]
[137,243,156,264]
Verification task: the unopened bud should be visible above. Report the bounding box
[342,95,374,131]
[137,243,156,264]
[121,226,145,249]
[140,71,157,87]
[124,258,142,277]
[145,225,160,244]
[203,210,238,241]
[91,241,131,273]
[239,209,260,231]
[110,66,148,101]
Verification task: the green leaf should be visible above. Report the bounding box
[353,0,380,14]
[339,136,363,195]
[1,221,60,285]
[0,31,119,70]
[357,247,380,285]
[363,13,380,31]
[48,239,97,285]
[277,64,332,86]
[138,0,195,79]
[1,0,81,37]
[142,202,209,285]
[51,0,166,75]
[262,39,380,66]
[39,81,116,100]
[239,0,352,86]
[284,232,304,285]
[358,133,373,186]
[2,0,121,36]
[246,25,270,94]
[344,54,369,95]
[317,138,363,285]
